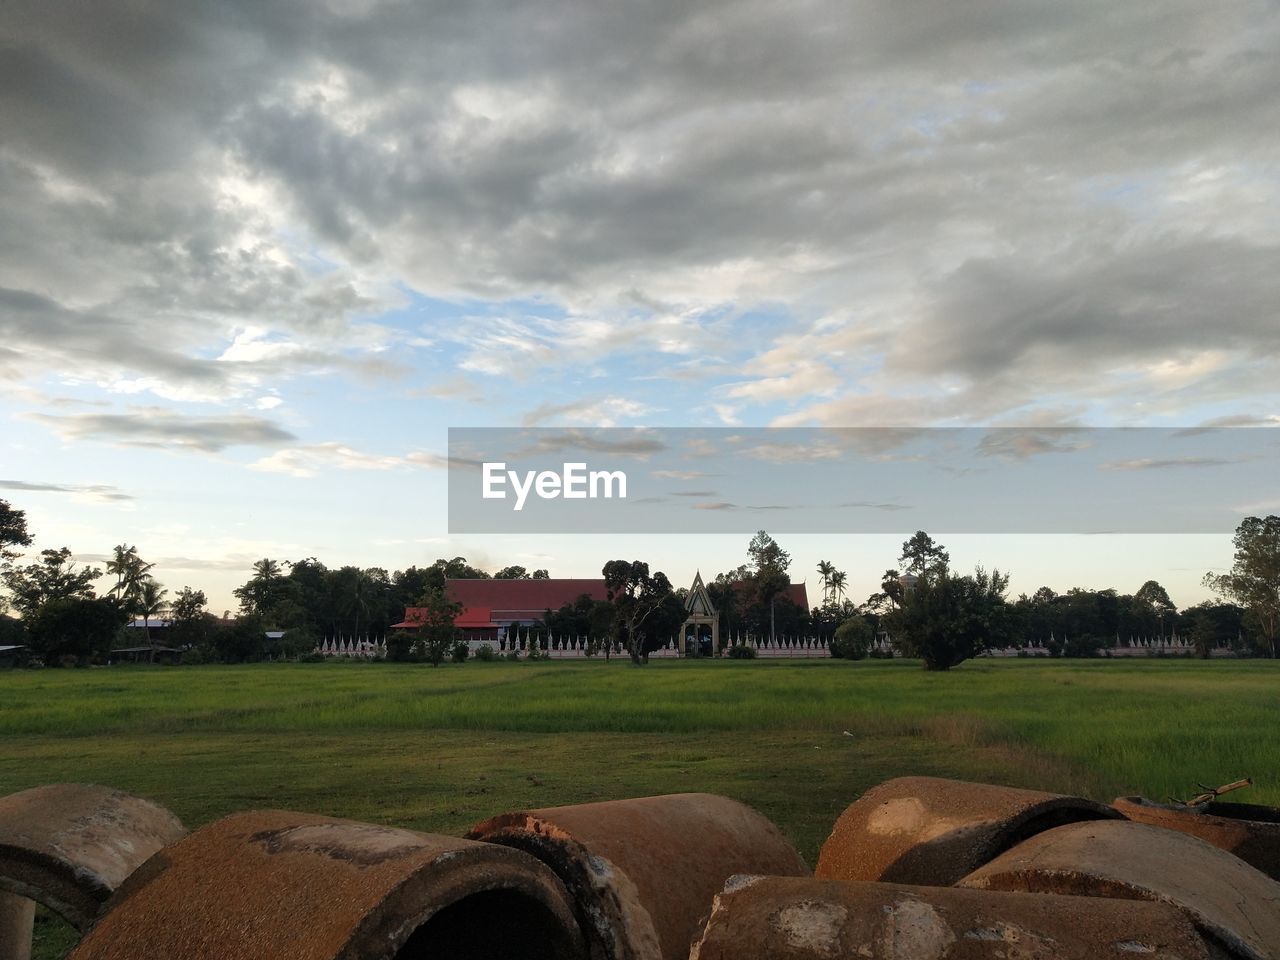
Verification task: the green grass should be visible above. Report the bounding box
[3,657,1278,958]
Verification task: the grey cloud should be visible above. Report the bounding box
[515,430,668,458]
[1102,457,1238,471]
[0,479,134,501]
[976,429,1090,461]
[839,501,914,512]
[30,409,297,452]
[2,0,1279,424]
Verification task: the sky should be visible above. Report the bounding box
[1,0,1278,616]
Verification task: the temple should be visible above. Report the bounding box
[391,575,810,656]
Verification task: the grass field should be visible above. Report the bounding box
[3,657,1278,957]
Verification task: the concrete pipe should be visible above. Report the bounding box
[816,776,1121,886]
[958,819,1280,960]
[68,810,585,960]
[467,793,809,960]
[1114,795,1280,881]
[689,876,1210,960]
[0,783,187,959]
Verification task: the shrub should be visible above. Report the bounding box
[502,650,521,661]
[727,644,757,659]
[296,651,326,664]
[830,616,874,660]
[450,640,470,663]
[474,644,496,661]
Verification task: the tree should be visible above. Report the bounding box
[494,565,531,579]
[885,566,1013,670]
[1205,515,1280,658]
[412,588,463,666]
[169,587,212,651]
[106,544,154,613]
[1135,580,1176,641]
[531,569,550,579]
[747,531,791,643]
[899,531,950,577]
[1,548,101,615]
[233,558,295,621]
[831,616,875,660]
[828,570,848,605]
[602,560,674,665]
[0,499,32,562]
[26,597,125,664]
[816,560,835,605]
[137,579,168,646]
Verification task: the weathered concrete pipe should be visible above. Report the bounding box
[467,793,809,960]
[959,819,1280,960]
[0,783,187,958]
[1114,795,1280,881]
[68,810,585,960]
[689,876,1211,960]
[816,776,1121,886]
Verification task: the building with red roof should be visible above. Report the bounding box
[391,576,811,642]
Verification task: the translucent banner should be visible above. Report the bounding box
[447,427,1278,533]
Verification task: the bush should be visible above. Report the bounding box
[450,640,470,663]
[830,616,874,660]
[502,650,521,661]
[727,644,757,659]
[296,651,327,663]
[474,644,496,662]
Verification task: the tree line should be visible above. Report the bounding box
[3,494,1277,670]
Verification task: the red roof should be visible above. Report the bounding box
[446,578,609,622]
[455,607,495,628]
[391,578,810,630]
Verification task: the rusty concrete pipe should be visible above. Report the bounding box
[1114,795,1280,881]
[68,810,584,960]
[689,876,1211,960]
[467,793,809,960]
[815,776,1121,887]
[0,782,186,960]
[0,890,37,960]
[958,819,1280,960]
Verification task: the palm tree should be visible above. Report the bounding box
[829,570,848,605]
[137,579,168,660]
[817,560,835,604]
[106,544,154,610]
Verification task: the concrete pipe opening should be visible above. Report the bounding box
[395,888,579,960]
[69,811,585,960]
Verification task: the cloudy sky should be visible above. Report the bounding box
[2,0,1278,614]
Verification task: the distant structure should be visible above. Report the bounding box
[681,572,719,656]
[392,579,609,642]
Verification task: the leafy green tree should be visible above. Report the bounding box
[748,531,791,642]
[886,566,1013,670]
[414,588,463,666]
[831,615,875,660]
[531,568,550,579]
[1205,515,1280,658]
[603,560,674,664]
[26,597,124,664]
[0,499,32,563]
[1135,580,1177,640]
[899,531,950,577]
[1,548,101,615]
[495,565,531,579]
[233,558,298,624]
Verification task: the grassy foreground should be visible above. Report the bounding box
[3,657,1278,957]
